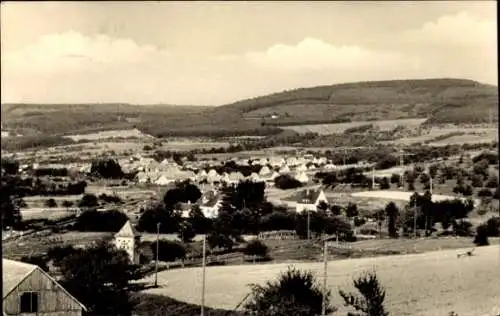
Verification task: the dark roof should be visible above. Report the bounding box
[296,189,323,204]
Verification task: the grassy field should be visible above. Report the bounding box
[63,128,154,141]
[2,231,111,259]
[141,245,500,316]
[281,118,427,135]
[20,208,77,221]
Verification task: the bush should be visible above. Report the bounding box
[339,271,388,316]
[73,210,128,232]
[274,174,303,190]
[474,225,489,246]
[151,240,186,262]
[244,266,334,316]
[44,198,58,208]
[353,217,366,227]
[390,173,401,184]
[477,188,493,198]
[243,239,269,257]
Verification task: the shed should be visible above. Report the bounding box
[3,259,86,316]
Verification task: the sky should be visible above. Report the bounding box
[1,1,497,105]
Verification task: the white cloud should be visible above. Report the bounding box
[244,37,411,70]
[1,11,497,106]
[413,12,496,47]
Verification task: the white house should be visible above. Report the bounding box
[295,171,310,184]
[279,165,291,174]
[259,166,272,176]
[294,189,328,213]
[114,220,141,265]
[199,192,222,218]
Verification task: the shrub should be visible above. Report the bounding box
[44,198,58,208]
[477,188,493,198]
[244,266,334,316]
[474,225,489,246]
[151,240,186,262]
[339,271,388,316]
[274,174,303,190]
[243,239,269,257]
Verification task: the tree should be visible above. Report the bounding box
[390,173,400,184]
[379,177,390,190]
[188,205,212,234]
[330,204,342,216]
[54,241,140,315]
[90,159,124,179]
[207,232,234,251]
[345,203,359,219]
[243,239,269,258]
[470,174,483,187]
[274,174,303,190]
[177,221,196,243]
[163,181,202,207]
[78,193,99,209]
[478,188,493,198]
[317,201,328,211]
[474,225,489,246]
[62,200,74,208]
[137,202,181,234]
[244,266,334,316]
[339,271,388,316]
[0,178,22,229]
[472,159,489,177]
[485,174,499,188]
[44,198,58,208]
[74,209,129,232]
[151,240,186,262]
[385,202,399,238]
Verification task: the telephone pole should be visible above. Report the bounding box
[307,209,311,240]
[322,240,328,316]
[201,235,207,316]
[413,200,417,239]
[371,166,375,190]
[154,222,160,287]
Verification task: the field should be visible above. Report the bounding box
[351,190,474,204]
[141,245,500,316]
[281,118,427,135]
[63,128,154,141]
[20,208,76,221]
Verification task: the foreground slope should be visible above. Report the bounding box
[142,245,500,316]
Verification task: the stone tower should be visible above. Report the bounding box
[114,220,141,264]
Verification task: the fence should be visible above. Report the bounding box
[258,230,298,240]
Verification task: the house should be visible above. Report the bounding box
[199,191,222,218]
[226,171,245,184]
[247,172,263,182]
[3,259,87,316]
[295,171,310,184]
[295,189,328,213]
[258,166,271,176]
[206,169,221,184]
[279,165,291,174]
[114,220,141,265]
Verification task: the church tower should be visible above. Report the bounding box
[114,220,141,264]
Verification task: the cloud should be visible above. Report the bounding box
[1,10,497,106]
[244,37,411,70]
[403,11,496,48]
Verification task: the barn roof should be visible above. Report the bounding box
[2,259,37,298]
[115,220,140,237]
[2,259,87,311]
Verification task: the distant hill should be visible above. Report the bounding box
[1,78,497,138]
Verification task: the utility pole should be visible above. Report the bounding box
[413,200,417,239]
[307,209,311,241]
[201,235,207,316]
[322,240,328,316]
[154,222,160,287]
[372,166,375,190]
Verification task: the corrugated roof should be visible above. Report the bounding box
[3,259,37,298]
[115,220,141,237]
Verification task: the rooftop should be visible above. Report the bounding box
[3,259,37,298]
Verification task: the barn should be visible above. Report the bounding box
[3,259,87,316]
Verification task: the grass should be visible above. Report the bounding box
[20,208,76,221]
[141,245,500,316]
[281,118,427,135]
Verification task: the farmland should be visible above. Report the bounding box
[142,245,500,316]
[281,118,427,135]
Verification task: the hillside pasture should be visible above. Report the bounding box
[20,208,77,221]
[350,190,474,204]
[141,245,500,316]
[281,118,427,135]
[63,128,154,141]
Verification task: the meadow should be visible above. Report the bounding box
[281,118,427,135]
[20,208,77,221]
[142,245,500,316]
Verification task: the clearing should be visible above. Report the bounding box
[281,118,427,135]
[141,245,500,316]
